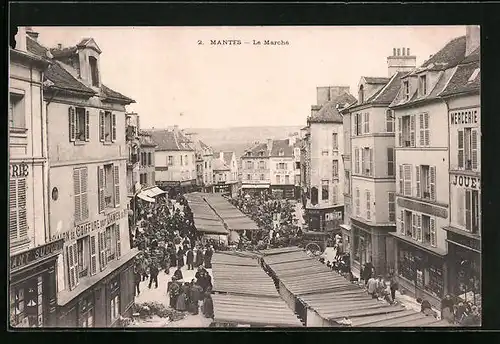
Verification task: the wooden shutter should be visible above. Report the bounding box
[90,235,97,276]
[419,113,425,146]
[366,113,370,133]
[81,168,89,220]
[69,106,76,142]
[85,110,90,141]
[415,165,421,198]
[400,210,405,234]
[98,232,107,271]
[67,244,79,290]
[332,185,337,204]
[366,191,371,220]
[458,130,464,168]
[74,169,81,222]
[471,129,478,170]
[98,166,105,213]
[410,115,416,147]
[17,179,27,238]
[430,218,436,247]
[113,165,120,207]
[399,165,403,194]
[9,180,18,242]
[115,225,121,259]
[424,113,430,146]
[99,111,105,142]
[457,188,465,226]
[417,215,422,242]
[361,149,366,174]
[465,189,471,231]
[355,188,360,215]
[404,164,412,196]
[111,113,117,142]
[430,166,436,201]
[357,114,362,136]
[354,148,359,174]
[412,213,417,240]
[73,243,80,286]
[369,149,373,176]
[397,117,402,147]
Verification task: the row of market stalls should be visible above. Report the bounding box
[210,251,303,327]
[184,193,228,241]
[259,247,451,327]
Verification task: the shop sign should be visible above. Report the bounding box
[450,110,479,125]
[50,209,127,242]
[10,162,29,178]
[447,231,481,253]
[397,198,448,219]
[451,174,480,190]
[10,239,64,272]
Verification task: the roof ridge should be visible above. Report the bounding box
[437,66,459,97]
[173,129,180,150]
[370,73,398,102]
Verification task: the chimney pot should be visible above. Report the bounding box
[402,48,405,56]
[397,48,401,56]
[407,48,410,55]
[393,48,396,56]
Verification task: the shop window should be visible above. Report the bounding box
[10,276,44,327]
[77,236,90,278]
[424,262,444,298]
[465,190,480,234]
[99,111,116,143]
[78,296,94,327]
[74,167,89,223]
[9,93,26,129]
[321,180,329,200]
[110,295,120,324]
[69,107,89,142]
[9,178,28,243]
[399,115,415,147]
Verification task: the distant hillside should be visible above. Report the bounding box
[187,126,303,158]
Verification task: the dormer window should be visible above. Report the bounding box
[89,56,99,87]
[358,84,364,103]
[403,80,410,100]
[278,150,284,157]
[418,75,427,96]
[259,151,264,157]
[246,152,251,157]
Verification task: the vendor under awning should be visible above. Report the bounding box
[136,186,166,202]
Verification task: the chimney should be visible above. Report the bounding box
[26,27,39,42]
[14,27,27,52]
[267,139,273,153]
[387,47,417,78]
[317,86,350,106]
[466,25,480,56]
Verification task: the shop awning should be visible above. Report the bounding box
[241,184,270,189]
[137,193,155,202]
[141,186,166,198]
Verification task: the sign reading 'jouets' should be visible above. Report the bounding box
[451,174,480,190]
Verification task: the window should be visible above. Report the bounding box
[9,93,25,129]
[204,161,207,169]
[9,178,27,243]
[362,148,372,176]
[259,151,264,157]
[419,113,430,146]
[276,175,281,184]
[74,167,89,223]
[399,164,412,196]
[101,164,120,210]
[277,163,286,170]
[110,295,120,323]
[386,109,394,132]
[354,148,360,174]
[322,180,329,200]
[355,188,360,216]
[311,187,318,205]
[387,148,395,176]
[184,155,188,166]
[180,155,183,166]
[332,133,338,150]
[147,153,152,166]
[363,113,370,134]
[388,192,395,222]
[404,210,412,237]
[344,171,350,195]
[458,128,478,170]
[246,161,253,170]
[422,215,431,244]
[295,162,300,169]
[332,160,339,179]
[247,174,251,180]
[419,75,427,96]
[366,190,371,220]
[259,161,265,169]
[399,115,415,147]
[78,297,94,327]
[278,150,284,157]
[322,150,329,156]
[104,225,118,261]
[76,236,89,278]
[465,190,480,234]
[67,242,80,290]
[69,107,90,142]
[354,113,362,136]
[260,174,264,181]
[285,175,290,184]
[98,111,116,143]
[403,80,410,100]
[89,56,99,87]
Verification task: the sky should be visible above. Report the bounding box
[33,26,467,129]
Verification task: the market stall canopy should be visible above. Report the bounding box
[137,193,155,203]
[262,251,315,265]
[211,294,303,327]
[258,246,305,257]
[141,186,166,198]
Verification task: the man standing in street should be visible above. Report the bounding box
[389,274,399,304]
[148,262,159,289]
[367,275,378,299]
[186,247,194,270]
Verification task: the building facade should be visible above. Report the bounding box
[340,101,352,256]
[304,87,356,233]
[9,27,63,328]
[269,139,296,200]
[388,34,472,307]
[342,49,415,278]
[211,152,239,196]
[150,127,196,195]
[241,142,271,197]
[26,32,138,327]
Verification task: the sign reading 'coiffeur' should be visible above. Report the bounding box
[451,174,480,190]
[10,239,64,272]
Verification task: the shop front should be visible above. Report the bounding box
[56,248,138,327]
[241,184,270,198]
[10,239,64,328]
[306,206,343,233]
[270,184,295,200]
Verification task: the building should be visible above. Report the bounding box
[300,126,311,208]
[212,152,239,196]
[241,142,271,197]
[439,26,481,305]
[388,33,472,308]
[137,131,157,188]
[304,87,356,232]
[9,27,63,328]
[149,127,196,195]
[26,30,139,327]
[186,133,214,193]
[341,49,415,278]
[292,137,302,200]
[340,101,353,256]
[269,139,297,199]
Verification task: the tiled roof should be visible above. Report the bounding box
[364,77,390,84]
[309,92,357,123]
[420,35,466,71]
[149,129,194,151]
[440,60,480,97]
[46,61,96,95]
[213,159,230,171]
[461,47,480,64]
[245,143,269,157]
[26,36,49,57]
[349,72,406,109]
[222,152,234,166]
[138,132,157,147]
[270,139,293,157]
[50,46,78,58]
[101,84,135,103]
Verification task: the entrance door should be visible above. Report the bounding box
[309,215,320,231]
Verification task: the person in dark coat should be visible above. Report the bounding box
[148,262,159,289]
[186,248,194,270]
[134,265,142,296]
[362,262,374,285]
[168,280,181,309]
[204,247,213,269]
[389,274,399,303]
[177,248,185,268]
[175,283,189,311]
[169,248,177,268]
[441,294,455,323]
[202,291,214,318]
[194,247,204,268]
[190,279,203,310]
[173,266,183,281]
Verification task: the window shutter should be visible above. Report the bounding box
[400,210,405,234]
[98,232,102,270]
[465,189,471,230]
[90,235,97,276]
[366,113,370,133]
[424,113,430,146]
[113,165,120,207]
[111,113,117,142]
[419,113,425,146]
[471,129,478,170]
[361,149,366,173]
[354,148,359,174]
[397,117,402,147]
[67,245,76,290]
[430,218,436,247]
[74,169,81,222]
[417,215,422,242]
[99,111,105,142]
[366,191,371,220]
[404,165,412,196]
[69,106,76,142]
[415,166,421,198]
[115,225,122,259]
[98,166,105,213]
[412,213,417,240]
[81,168,89,220]
[17,179,28,238]
[9,180,18,242]
[458,130,464,168]
[410,115,416,147]
[369,149,373,176]
[85,110,90,141]
[332,185,337,204]
[430,166,436,201]
[357,114,362,136]
[73,243,80,286]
